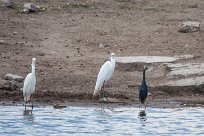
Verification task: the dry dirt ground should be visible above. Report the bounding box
[0,0,204,108]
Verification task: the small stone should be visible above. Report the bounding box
[0,40,5,44]
[99,97,121,103]
[128,84,137,88]
[5,74,24,83]
[99,43,104,48]
[30,18,36,21]
[13,31,18,35]
[24,3,38,13]
[179,22,200,33]
[99,43,109,48]
[2,0,12,8]
[99,97,107,102]
[38,52,45,56]
[23,8,29,13]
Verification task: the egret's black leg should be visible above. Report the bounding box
[31,95,34,110]
[102,82,106,99]
[101,84,105,99]
[25,101,27,110]
[31,101,34,110]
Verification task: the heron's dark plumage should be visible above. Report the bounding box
[139,66,148,104]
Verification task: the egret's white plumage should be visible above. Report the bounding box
[23,58,36,109]
[93,53,116,97]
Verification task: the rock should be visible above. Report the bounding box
[0,40,5,44]
[165,63,204,86]
[179,22,200,33]
[13,31,18,35]
[5,74,24,83]
[99,97,121,103]
[24,3,38,13]
[1,0,12,8]
[99,43,105,48]
[23,8,29,14]
[166,76,204,86]
[0,79,18,91]
[128,84,138,88]
[116,55,194,64]
[38,52,45,56]
[99,43,109,48]
[167,63,204,77]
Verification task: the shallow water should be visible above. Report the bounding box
[0,106,204,136]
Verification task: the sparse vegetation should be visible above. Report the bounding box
[115,0,131,2]
[62,2,90,9]
[142,7,160,12]
[13,4,46,13]
[13,4,24,13]
[38,6,47,12]
[119,4,131,10]
[115,0,132,10]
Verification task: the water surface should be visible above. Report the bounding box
[0,106,203,135]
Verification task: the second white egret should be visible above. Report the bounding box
[93,53,116,99]
[23,58,36,110]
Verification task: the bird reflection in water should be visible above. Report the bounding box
[138,110,147,126]
[23,109,33,115]
[23,109,34,123]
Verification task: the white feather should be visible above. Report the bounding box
[93,53,115,97]
[23,58,36,102]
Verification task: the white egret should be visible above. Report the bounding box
[93,53,116,99]
[23,58,36,110]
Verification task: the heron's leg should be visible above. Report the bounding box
[144,103,147,111]
[139,103,146,111]
[139,103,141,111]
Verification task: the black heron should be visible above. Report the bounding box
[139,65,148,110]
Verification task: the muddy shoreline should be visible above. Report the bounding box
[1,88,204,108]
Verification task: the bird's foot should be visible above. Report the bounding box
[102,97,107,101]
[99,97,107,103]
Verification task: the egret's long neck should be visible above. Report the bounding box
[31,63,35,76]
[110,57,116,66]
